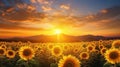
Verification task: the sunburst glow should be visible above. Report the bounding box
[54,29,62,35]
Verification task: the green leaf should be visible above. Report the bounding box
[28,59,39,67]
[116,63,120,67]
[50,63,58,67]
[103,62,113,67]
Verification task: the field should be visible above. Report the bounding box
[0,40,120,67]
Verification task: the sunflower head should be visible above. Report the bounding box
[48,44,53,50]
[73,48,79,53]
[51,46,63,57]
[87,45,95,52]
[6,50,16,58]
[94,50,100,54]
[40,49,45,54]
[63,45,69,50]
[0,47,6,56]
[100,48,107,55]
[99,40,103,43]
[105,48,120,64]
[58,55,80,67]
[1,44,7,49]
[112,40,120,49]
[80,52,89,60]
[19,46,35,61]
[99,45,104,49]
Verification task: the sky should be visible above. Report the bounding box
[0,0,120,38]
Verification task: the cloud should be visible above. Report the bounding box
[96,6,120,20]
[3,9,45,22]
[0,31,23,34]
[37,0,52,5]
[30,0,37,3]
[0,16,47,31]
[60,4,70,10]
[41,6,52,12]
[0,7,45,22]
[82,6,120,29]
[0,0,47,31]
[100,9,108,14]
[1,6,120,32]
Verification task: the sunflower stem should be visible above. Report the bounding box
[114,63,116,67]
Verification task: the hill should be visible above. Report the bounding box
[0,34,120,42]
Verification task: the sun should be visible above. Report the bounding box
[54,29,62,34]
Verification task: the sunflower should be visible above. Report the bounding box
[79,52,89,60]
[112,40,120,49]
[73,48,79,53]
[33,45,41,51]
[58,55,80,67]
[6,50,16,58]
[0,47,6,56]
[99,40,103,43]
[0,44,7,49]
[63,45,69,50]
[47,44,53,50]
[99,45,104,49]
[51,46,63,57]
[19,46,35,61]
[87,45,95,52]
[94,50,100,54]
[7,46,12,50]
[40,49,44,54]
[100,48,107,55]
[105,48,120,64]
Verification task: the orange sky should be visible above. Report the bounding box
[0,0,120,38]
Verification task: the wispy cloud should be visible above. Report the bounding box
[60,4,70,10]
[41,6,52,12]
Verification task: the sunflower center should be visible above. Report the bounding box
[100,46,103,49]
[23,49,32,56]
[0,49,4,54]
[114,43,120,48]
[74,49,78,52]
[82,53,87,58]
[1,46,5,48]
[88,47,93,50]
[64,60,74,67]
[102,49,106,53]
[64,46,68,49]
[49,45,53,49]
[8,51,13,55]
[109,51,119,59]
[54,47,60,54]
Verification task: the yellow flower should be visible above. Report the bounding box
[79,52,89,60]
[99,45,104,49]
[0,44,7,49]
[51,46,63,57]
[73,48,79,53]
[63,45,69,50]
[94,50,100,54]
[47,44,53,50]
[19,46,35,61]
[87,45,95,52]
[105,48,120,64]
[112,40,120,49]
[58,55,80,67]
[40,49,44,54]
[6,50,16,58]
[100,48,107,55]
[0,47,6,56]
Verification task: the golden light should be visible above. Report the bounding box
[54,29,62,35]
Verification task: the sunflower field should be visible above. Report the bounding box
[0,40,120,67]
